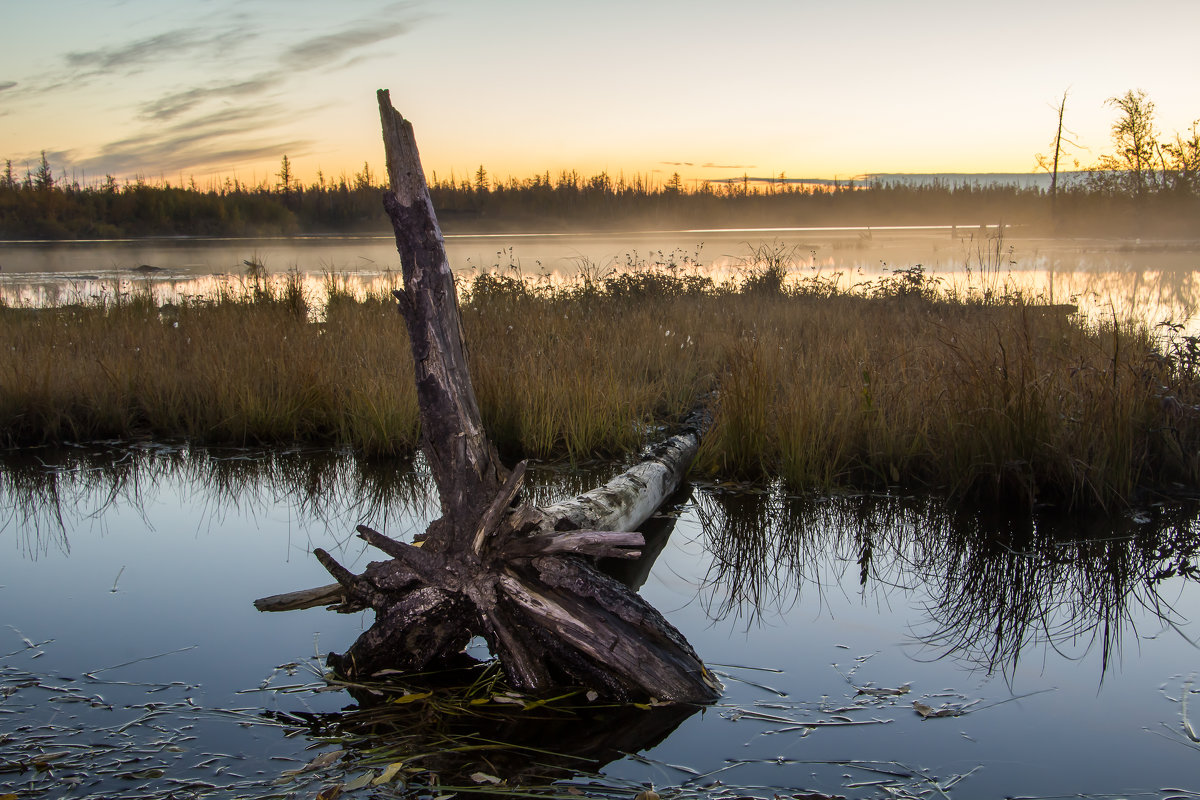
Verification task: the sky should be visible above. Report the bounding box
[3,0,1200,188]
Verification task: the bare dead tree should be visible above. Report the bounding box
[256,91,721,705]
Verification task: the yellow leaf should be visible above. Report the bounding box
[344,772,375,791]
[392,691,432,705]
[372,762,405,786]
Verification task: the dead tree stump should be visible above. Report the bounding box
[256,91,720,705]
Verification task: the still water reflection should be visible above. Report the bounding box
[2,228,1200,331]
[2,447,1200,797]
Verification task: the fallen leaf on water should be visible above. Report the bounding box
[305,749,344,771]
[856,683,911,697]
[372,762,405,785]
[913,700,958,718]
[470,771,501,784]
[315,784,342,800]
[391,691,432,705]
[344,771,375,791]
[634,791,660,800]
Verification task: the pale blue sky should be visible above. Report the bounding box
[3,0,1198,185]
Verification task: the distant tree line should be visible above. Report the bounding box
[2,89,1197,240]
[0,156,385,239]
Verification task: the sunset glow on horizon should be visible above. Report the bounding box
[3,0,1199,189]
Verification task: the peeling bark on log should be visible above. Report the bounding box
[541,408,709,533]
[254,91,720,705]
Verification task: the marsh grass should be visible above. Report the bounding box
[3,252,1199,508]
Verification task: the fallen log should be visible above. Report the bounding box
[254,91,720,705]
[541,408,708,533]
[255,413,707,614]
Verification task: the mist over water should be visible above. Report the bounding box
[2,227,1199,329]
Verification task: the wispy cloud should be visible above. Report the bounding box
[50,103,312,177]
[5,23,248,102]
[662,160,759,170]
[41,3,424,179]
[135,14,415,124]
[0,81,16,92]
[140,76,278,121]
[65,30,215,74]
[280,19,414,71]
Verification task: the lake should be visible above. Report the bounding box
[3,445,1200,798]
[2,227,1200,331]
[3,228,1200,797]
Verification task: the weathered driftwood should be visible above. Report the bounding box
[254,583,344,613]
[254,91,719,705]
[253,420,705,614]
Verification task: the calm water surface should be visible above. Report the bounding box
[2,447,1199,798]
[2,228,1200,330]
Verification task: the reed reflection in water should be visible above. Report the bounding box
[5,449,1200,796]
[0,445,639,558]
[8,447,1200,683]
[692,485,1200,679]
[1,444,428,558]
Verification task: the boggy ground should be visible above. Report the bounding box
[3,254,1199,510]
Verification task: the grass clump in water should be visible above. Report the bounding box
[2,249,1199,509]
